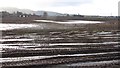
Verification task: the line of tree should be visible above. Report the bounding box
[0,11,48,18]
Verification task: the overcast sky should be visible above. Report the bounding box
[0,0,119,16]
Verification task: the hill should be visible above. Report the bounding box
[0,7,64,16]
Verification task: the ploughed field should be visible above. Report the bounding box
[0,30,120,68]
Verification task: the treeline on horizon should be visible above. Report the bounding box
[0,11,119,23]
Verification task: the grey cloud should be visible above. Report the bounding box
[51,0,93,6]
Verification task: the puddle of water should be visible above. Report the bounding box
[0,41,119,50]
[57,20,103,24]
[0,52,118,63]
[0,20,103,31]
[49,42,119,46]
[0,24,37,31]
[61,60,119,66]
[34,20,103,24]
[0,38,34,42]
